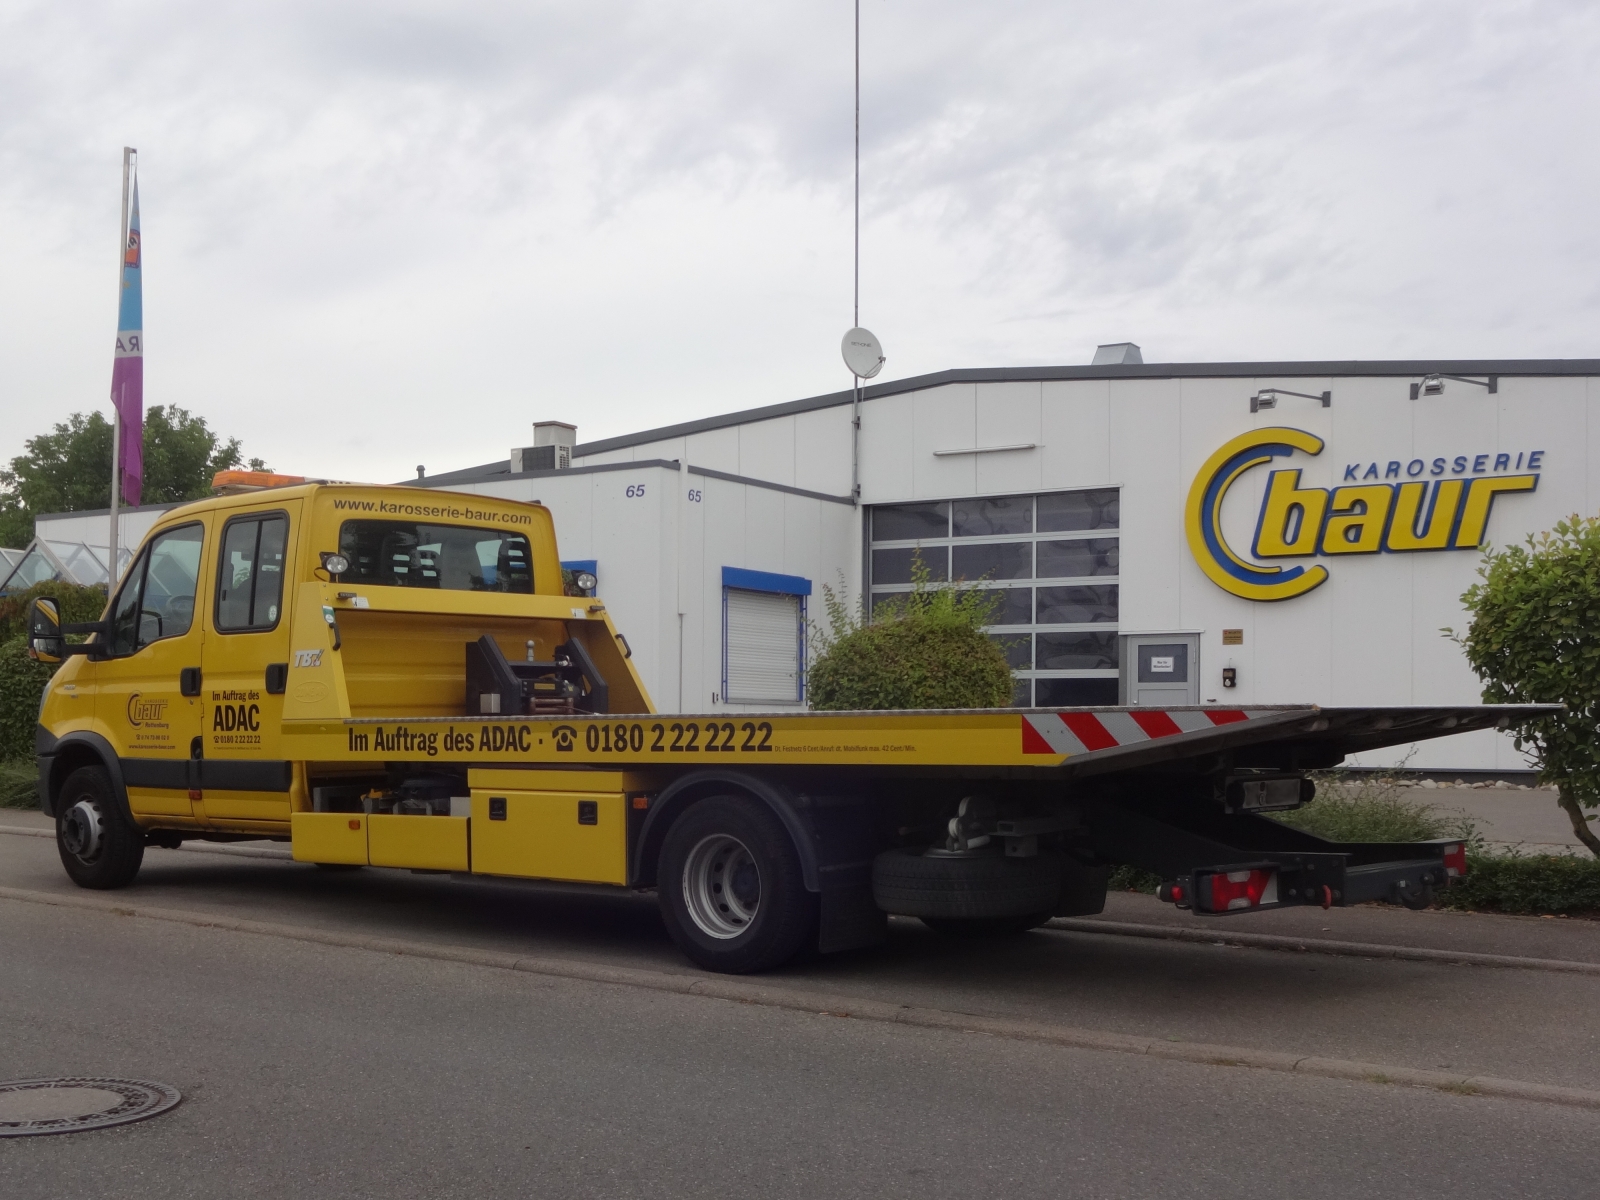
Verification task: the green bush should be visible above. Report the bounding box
[1452,514,1600,856]
[1108,865,1160,894]
[0,757,37,808]
[1274,774,1473,843]
[0,637,56,762]
[808,559,1014,711]
[1437,853,1600,915]
[0,579,107,645]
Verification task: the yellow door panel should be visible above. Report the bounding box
[367,815,470,871]
[470,790,626,884]
[291,812,369,864]
[204,500,301,822]
[94,517,211,823]
[126,786,194,818]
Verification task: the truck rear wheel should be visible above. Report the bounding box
[56,766,144,890]
[657,795,817,974]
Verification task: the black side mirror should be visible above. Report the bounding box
[29,597,63,663]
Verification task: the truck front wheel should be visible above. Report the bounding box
[56,766,145,890]
[657,795,817,974]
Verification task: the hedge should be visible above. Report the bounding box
[1437,853,1600,916]
[0,636,55,762]
[0,579,107,644]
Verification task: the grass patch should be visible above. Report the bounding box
[0,758,37,809]
[1277,771,1476,843]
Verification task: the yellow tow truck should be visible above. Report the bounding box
[28,482,1538,972]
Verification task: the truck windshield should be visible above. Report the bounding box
[337,520,534,593]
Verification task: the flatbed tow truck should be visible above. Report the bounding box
[28,482,1541,973]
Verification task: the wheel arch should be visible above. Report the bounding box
[634,768,819,892]
[38,730,131,824]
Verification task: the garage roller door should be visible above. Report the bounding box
[725,588,802,703]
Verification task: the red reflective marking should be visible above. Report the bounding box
[1205,710,1249,725]
[1059,712,1118,751]
[1021,718,1056,755]
[1129,710,1183,739]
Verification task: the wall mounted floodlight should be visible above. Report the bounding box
[1410,373,1498,400]
[1250,388,1331,414]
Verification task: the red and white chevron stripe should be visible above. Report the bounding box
[1021,708,1275,756]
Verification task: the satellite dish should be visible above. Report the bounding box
[841,327,886,379]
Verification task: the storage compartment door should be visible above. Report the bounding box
[470,790,626,884]
[367,815,470,872]
[291,812,369,864]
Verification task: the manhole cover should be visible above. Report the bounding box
[0,1078,181,1137]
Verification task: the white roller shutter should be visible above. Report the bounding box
[724,588,802,703]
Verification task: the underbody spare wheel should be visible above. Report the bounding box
[873,848,1063,924]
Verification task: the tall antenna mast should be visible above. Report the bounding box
[841,0,884,509]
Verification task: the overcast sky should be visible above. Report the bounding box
[2,1,1597,485]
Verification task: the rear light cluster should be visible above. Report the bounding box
[1207,868,1278,911]
[1442,842,1467,879]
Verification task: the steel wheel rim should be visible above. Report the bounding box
[60,801,103,863]
[682,833,761,940]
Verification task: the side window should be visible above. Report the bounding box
[216,513,290,632]
[106,524,205,656]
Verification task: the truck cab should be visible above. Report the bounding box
[33,483,648,867]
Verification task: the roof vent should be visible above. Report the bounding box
[511,422,577,473]
[1091,342,1143,366]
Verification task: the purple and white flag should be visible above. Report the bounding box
[111,181,143,506]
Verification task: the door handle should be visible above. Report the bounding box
[265,663,288,694]
[180,667,202,697]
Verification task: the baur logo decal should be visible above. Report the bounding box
[1184,427,1540,602]
[126,693,168,726]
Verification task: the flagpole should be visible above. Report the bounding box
[109,146,133,585]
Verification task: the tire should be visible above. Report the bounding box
[921,911,1055,938]
[1398,881,1435,910]
[657,794,818,974]
[56,766,144,890]
[873,848,1062,920]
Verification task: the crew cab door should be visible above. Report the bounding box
[94,520,209,819]
[200,502,300,823]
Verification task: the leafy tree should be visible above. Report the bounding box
[809,555,1016,711]
[0,407,267,546]
[1452,514,1600,857]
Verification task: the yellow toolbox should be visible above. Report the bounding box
[469,769,628,884]
[291,812,370,865]
[367,814,470,872]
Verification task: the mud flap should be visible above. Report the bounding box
[817,860,888,953]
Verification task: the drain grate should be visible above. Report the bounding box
[0,1078,182,1137]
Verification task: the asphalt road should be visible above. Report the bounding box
[3,823,1599,1198]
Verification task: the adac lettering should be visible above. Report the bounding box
[212,702,261,732]
[1185,427,1540,602]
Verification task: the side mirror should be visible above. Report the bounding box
[29,597,63,663]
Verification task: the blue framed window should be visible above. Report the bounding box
[721,568,810,704]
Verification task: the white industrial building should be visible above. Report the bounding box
[414,350,1600,773]
[15,349,1599,773]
